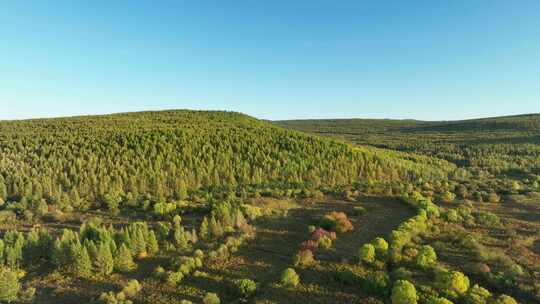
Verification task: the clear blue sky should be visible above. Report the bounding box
[1,1,539,121]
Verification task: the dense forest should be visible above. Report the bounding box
[0,110,537,304]
[0,110,452,209]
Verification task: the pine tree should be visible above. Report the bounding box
[114,244,136,272]
[0,267,20,303]
[95,243,114,275]
[0,182,7,202]
[131,228,147,258]
[69,242,92,278]
[200,217,209,241]
[209,216,224,240]
[147,231,159,256]
[174,225,189,250]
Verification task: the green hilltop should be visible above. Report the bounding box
[0,110,453,206]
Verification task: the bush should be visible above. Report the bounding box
[436,270,470,298]
[440,191,456,203]
[319,212,353,233]
[166,271,184,286]
[363,271,390,296]
[391,280,418,304]
[293,249,315,267]
[445,209,460,222]
[121,280,142,298]
[427,298,454,304]
[235,279,257,297]
[280,268,300,287]
[359,244,376,264]
[416,245,437,268]
[372,237,389,256]
[464,284,490,304]
[318,236,332,250]
[491,295,517,304]
[203,292,220,304]
[0,267,20,303]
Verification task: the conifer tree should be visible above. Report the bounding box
[69,242,92,278]
[209,216,223,240]
[0,267,20,303]
[114,244,136,273]
[147,231,159,256]
[200,217,209,241]
[95,243,114,275]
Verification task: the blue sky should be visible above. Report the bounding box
[1,1,539,120]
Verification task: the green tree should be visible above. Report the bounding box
[391,280,417,304]
[114,244,136,272]
[358,244,376,264]
[280,268,300,287]
[95,243,114,276]
[69,242,92,278]
[416,245,437,268]
[0,267,20,303]
[200,217,209,241]
[147,231,159,255]
[464,284,491,304]
[437,270,470,299]
[372,237,389,256]
[203,292,220,304]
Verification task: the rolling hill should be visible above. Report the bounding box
[0,110,453,207]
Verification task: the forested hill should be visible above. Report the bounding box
[0,110,453,207]
[274,114,540,175]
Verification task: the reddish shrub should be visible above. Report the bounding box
[311,228,337,241]
[300,240,318,251]
[320,212,353,233]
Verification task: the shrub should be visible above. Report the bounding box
[391,280,418,304]
[475,212,501,228]
[440,191,456,203]
[300,240,318,252]
[203,292,220,304]
[319,212,353,233]
[445,209,460,222]
[464,284,490,304]
[359,244,376,264]
[372,237,389,257]
[491,295,517,304]
[427,298,454,304]
[436,270,470,298]
[0,267,20,303]
[293,249,315,267]
[318,236,332,250]
[235,279,257,297]
[166,271,184,286]
[311,228,336,241]
[363,271,390,296]
[280,268,300,287]
[416,245,437,268]
[121,280,142,298]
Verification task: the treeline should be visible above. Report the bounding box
[275,115,540,177]
[0,110,451,212]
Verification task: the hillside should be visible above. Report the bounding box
[0,110,537,304]
[0,110,453,207]
[275,114,540,175]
